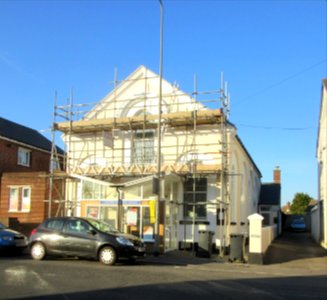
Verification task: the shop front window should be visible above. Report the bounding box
[83,197,156,241]
[122,203,155,242]
[100,207,117,228]
[125,207,140,236]
[82,181,117,200]
[142,206,155,242]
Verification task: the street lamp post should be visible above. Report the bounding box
[155,0,164,254]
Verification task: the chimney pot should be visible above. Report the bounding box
[274,166,281,184]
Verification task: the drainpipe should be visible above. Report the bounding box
[117,186,123,232]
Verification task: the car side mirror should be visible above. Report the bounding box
[87,229,97,235]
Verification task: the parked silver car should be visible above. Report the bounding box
[29,217,146,265]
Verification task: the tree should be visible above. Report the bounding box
[290,193,312,215]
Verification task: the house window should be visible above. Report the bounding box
[50,157,61,171]
[260,206,270,212]
[21,187,31,212]
[261,213,270,226]
[9,188,19,211]
[18,147,31,167]
[183,177,207,219]
[132,130,155,164]
[8,186,31,212]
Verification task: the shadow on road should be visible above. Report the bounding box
[18,274,327,300]
[263,231,327,265]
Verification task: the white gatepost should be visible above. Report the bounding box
[247,213,264,264]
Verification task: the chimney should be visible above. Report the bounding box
[273,166,281,184]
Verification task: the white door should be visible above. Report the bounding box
[165,201,178,251]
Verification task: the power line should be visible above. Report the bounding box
[236,59,327,106]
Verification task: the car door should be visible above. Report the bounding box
[61,219,98,258]
[40,218,67,254]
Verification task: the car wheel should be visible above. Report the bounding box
[99,246,116,265]
[31,242,46,260]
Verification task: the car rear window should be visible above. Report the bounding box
[44,219,65,231]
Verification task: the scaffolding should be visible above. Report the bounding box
[48,66,231,253]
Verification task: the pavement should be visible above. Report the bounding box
[142,231,327,269]
[143,249,227,266]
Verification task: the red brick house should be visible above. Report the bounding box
[0,117,64,233]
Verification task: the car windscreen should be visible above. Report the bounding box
[293,219,304,224]
[87,219,120,234]
[0,223,6,230]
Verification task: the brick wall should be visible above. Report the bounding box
[0,172,64,225]
[0,139,65,234]
[0,172,48,223]
[0,139,51,173]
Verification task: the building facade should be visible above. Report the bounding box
[316,78,327,249]
[55,66,262,253]
[258,167,282,235]
[0,117,64,231]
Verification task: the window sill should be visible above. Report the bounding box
[179,220,210,225]
[17,163,30,167]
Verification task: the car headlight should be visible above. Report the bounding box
[116,237,134,246]
[0,236,14,242]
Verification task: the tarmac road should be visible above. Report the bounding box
[0,231,326,300]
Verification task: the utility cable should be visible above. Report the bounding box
[236,59,327,106]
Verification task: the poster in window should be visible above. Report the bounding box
[126,207,138,226]
[142,225,154,242]
[149,200,156,224]
[87,206,99,218]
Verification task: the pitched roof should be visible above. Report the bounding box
[0,117,64,154]
[84,65,203,120]
[234,132,262,178]
[259,183,281,206]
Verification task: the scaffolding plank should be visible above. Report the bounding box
[54,109,224,133]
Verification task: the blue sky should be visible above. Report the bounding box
[0,0,325,205]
